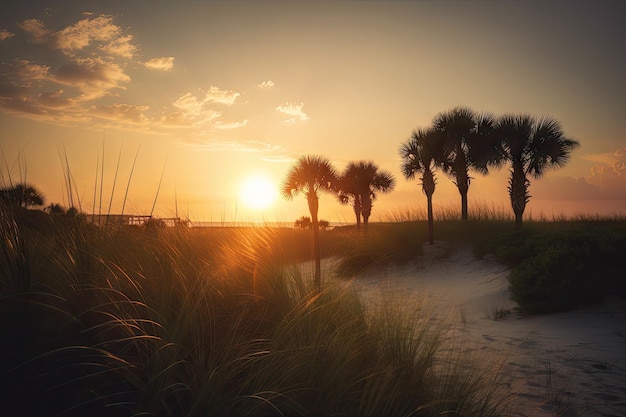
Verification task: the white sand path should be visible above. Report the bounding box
[310,242,626,417]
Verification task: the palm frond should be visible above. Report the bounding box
[280,155,338,200]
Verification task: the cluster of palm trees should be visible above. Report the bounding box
[281,156,395,288]
[282,106,579,287]
[400,107,579,242]
[336,161,396,230]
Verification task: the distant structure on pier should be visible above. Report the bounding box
[88,214,183,227]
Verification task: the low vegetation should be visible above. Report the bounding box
[332,223,424,276]
[483,219,626,314]
[2,186,624,416]
[394,208,626,314]
[1,205,514,417]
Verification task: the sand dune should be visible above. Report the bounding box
[319,242,626,416]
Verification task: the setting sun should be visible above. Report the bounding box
[239,176,278,210]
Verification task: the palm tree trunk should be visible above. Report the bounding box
[514,211,523,228]
[460,191,468,221]
[308,192,321,290]
[361,194,371,234]
[426,193,434,245]
[353,196,361,230]
[312,216,321,289]
[422,169,436,245]
[509,165,529,229]
[457,169,470,221]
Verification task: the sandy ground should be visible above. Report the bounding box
[309,242,626,417]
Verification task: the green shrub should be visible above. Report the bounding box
[489,222,626,314]
[508,240,599,313]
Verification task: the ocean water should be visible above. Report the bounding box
[189,221,352,228]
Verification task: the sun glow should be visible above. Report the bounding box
[239,176,278,210]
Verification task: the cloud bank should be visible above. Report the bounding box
[0,13,246,134]
[532,147,626,200]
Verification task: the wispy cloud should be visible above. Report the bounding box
[533,147,626,200]
[53,57,130,100]
[587,147,626,195]
[214,120,249,130]
[91,103,150,125]
[205,86,240,105]
[583,151,621,165]
[184,138,295,162]
[139,86,248,134]
[100,34,136,59]
[189,138,287,154]
[260,154,297,163]
[0,59,75,115]
[0,29,14,41]
[18,14,137,59]
[143,57,175,71]
[257,80,274,89]
[2,59,50,85]
[16,19,50,44]
[276,102,309,124]
[171,87,241,126]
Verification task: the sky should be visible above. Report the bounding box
[1,0,625,224]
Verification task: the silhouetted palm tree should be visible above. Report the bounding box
[281,155,337,290]
[294,216,330,230]
[400,128,446,245]
[45,203,66,215]
[0,183,45,209]
[433,107,501,220]
[337,167,362,230]
[294,216,312,229]
[494,114,579,227]
[337,161,395,231]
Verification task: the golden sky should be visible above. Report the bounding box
[1,1,625,223]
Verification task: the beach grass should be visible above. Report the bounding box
[1,205,523,417]
[2,198,625,415]
[331,222,425,277]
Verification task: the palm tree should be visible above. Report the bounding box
[294,215,312,229]
[45,203,66,215]
[494,114,579,227]
[400,128,446,245]
[0,183,45,209]
[360,164,395,231]
[281,155,337,290]
[336,167,362,230]
[432,107,501,220]
[337,161,395,232]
